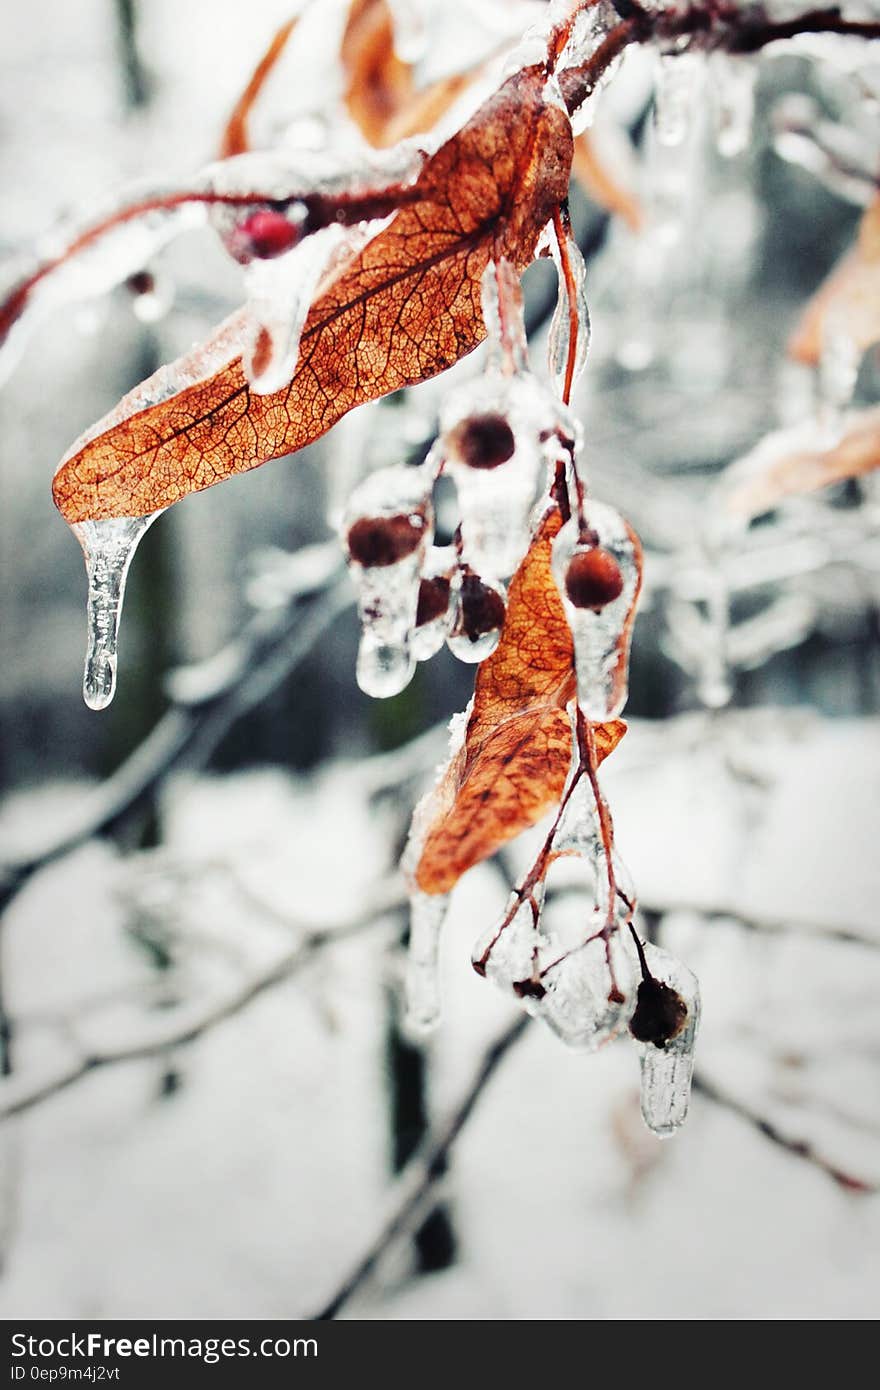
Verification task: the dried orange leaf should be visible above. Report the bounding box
[342,0,478,148]
[722,407,880,519]
[53,65,572,524]
[789,197,880,366]
[414,507,626,895]
[220,16,299,158]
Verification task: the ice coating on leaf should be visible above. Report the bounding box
[243,222,364,394]
[551,503,642,720]
[633,940,700,1137]
[57,310,250,466]
[548,218,591,399]
[72,512,163,710]
[713,55,756,160]
[653,52,704,149]
[404,890,449,1035]
[344,461,435,698]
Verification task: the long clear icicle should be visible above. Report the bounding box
[404,890,449,1035]
[551,502,641,719]
[72,511,163,710]
[633,941,701,1137]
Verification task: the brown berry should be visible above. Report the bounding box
[564,546,624,610]
[415,575,451,627]
[629,978,688,1048]
[347,513,426,567]
[446,412,515,470]
[458,572,506,639]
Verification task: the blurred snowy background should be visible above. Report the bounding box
[0,0,878,1320]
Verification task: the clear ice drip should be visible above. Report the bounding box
[548,219,591,400]
[243,219,387,394]
[653,52,704,149]
[539,929,634,1050]
[411,545,454,662]
[551,503,641,720]
[404,890,449,1035]
[344,462,434,699]
[713,55,756,160]
[634,941,700,1137]
[440,260,552,579]
[72,512,162,710]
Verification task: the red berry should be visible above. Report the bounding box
[446,412,515,470]
[564,547,624,611]
[415,575,451,627]
[233,209,302,262]
[458,572,506,639]
[347,513,426,567]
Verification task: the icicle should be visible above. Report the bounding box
[629,940,700,1137]
[551,503,642,720]
[653,52,704,149]
[439,260,551,579]
[243,219,388,394]
[548,219,591,400]
[713,55,756,160]
[72,511,163,710]
[411,546,454,662]
[404,890,449,1035]
[446,569,506,663]
[344,462,434,698]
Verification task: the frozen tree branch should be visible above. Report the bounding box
[311,1015,530,1321]
[0,895,398,1123]
[692,1073,877,1193]
[0,559,351,907]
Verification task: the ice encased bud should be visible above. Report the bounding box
[631,940,700,1137]
[539,929,634,1050]
[446,571,506,664]
[344,462,433,698]
[552,504,642,719]
[411,547,454,662]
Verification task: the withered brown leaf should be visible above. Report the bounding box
[53,65,573,524]
[723,406,880,519]
[220,16,299,159]
[413,507,626,895]
[789,196,880,366]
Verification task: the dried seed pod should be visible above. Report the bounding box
[564,545,624,611]
[444,411,516,470]
[347,512,427,568]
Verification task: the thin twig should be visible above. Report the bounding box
[692,1073,876,1192]
[0,904,393,1122]
[311,1015,530,1320]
